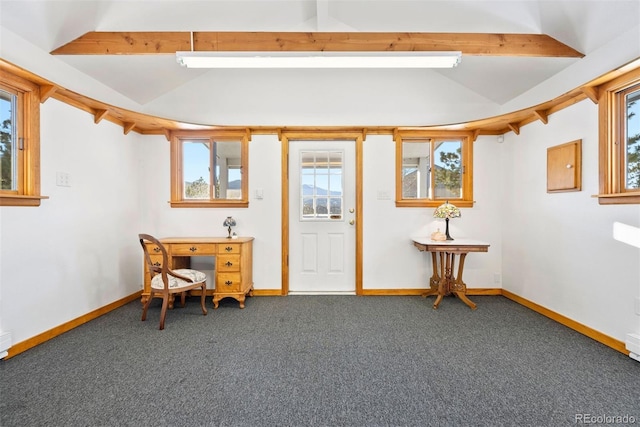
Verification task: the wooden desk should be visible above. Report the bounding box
[412,238,489,310]
[142,237,254,309]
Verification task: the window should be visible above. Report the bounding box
[395,130,473,207]
[598,69,640,204]
[0,71,44,207]
[170,130,249,208]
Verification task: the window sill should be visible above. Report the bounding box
[0,194,49,207]
[169,200,249,208]
[395,200,475,208]
[595,192,640,205]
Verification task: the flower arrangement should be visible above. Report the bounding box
[433,201,461,219]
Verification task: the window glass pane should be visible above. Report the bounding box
[402,165,418,198]
[300,150,343,219]
[0,89,16,191]
[433,140,462,199]
[215,141,242,199]
[625,89,640,190]
[402,141,430,199]
[226,167,242,199]
[183,140,211,199]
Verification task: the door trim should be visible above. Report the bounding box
[280,131,365,295]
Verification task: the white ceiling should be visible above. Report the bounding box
[1,0,639,126]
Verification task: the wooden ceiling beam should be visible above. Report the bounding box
[51,32,191,55]
[51,31,584,57]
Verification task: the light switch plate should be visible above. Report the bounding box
[56,171,71,187]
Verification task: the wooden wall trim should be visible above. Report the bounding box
[4,291,141,360]
[501,289,628,355]
[2,57,639,140]
[3,289,627,359]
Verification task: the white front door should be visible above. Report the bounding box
[289,140,356,294]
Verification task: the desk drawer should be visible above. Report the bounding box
[171,243,216,256]
[218,243,241,254]
[216,273,242,292]
[146,243,164,255]
[148,254,164,269]
[217,255,240,272]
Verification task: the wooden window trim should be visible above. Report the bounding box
[169,129,250,208]
[0,70,46,207]
[395,130,474,208]
[597,67,640,205]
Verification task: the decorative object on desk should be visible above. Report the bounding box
[430,228,447,241]
[223,216,237,238]
[433,201,461,240]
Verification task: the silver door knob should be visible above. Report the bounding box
[349,219,355,225]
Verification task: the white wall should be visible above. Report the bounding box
[362,134,504,290]
[136,133,283,290]
[501,99,640,342]
[141,68,500,127]
[135,132,505,293]
[0,100,142,345]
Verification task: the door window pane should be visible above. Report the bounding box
[300,150,344,219]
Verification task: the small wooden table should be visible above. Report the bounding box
[412,238,490,310]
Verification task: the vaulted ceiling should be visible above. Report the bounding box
[1,0,639,129]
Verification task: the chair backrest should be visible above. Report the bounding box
[139,233,170,288]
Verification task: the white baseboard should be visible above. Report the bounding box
[0,331,12,359]
[626,333,640,355]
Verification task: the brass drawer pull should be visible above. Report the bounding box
[153,262,161,267]
[225,246,233,252]
[225,261,233,267]
[189,246,197,252]
[225,280,233,286]
[153,247,160,253]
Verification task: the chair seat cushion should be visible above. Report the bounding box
[151,269,207,290]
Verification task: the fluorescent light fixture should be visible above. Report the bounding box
[176,51,461,69]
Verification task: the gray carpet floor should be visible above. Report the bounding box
[1,295,638,427]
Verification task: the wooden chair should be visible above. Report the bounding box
[139,234,208,330]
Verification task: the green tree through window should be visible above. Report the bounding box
[0,90,14,190]
[435,147,461,198]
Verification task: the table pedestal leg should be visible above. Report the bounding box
[422,252,440,299]
[452,253,476,310]
[427,252,476,310]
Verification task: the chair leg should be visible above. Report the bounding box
[180,291,186,307]
[159,296,169,330]
[200,283,208,315]
[141,294,153,321]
